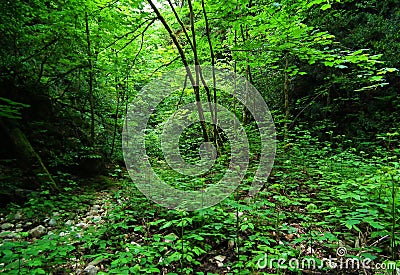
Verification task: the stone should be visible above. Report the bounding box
[88,258,105,266]
[214,255,226,262]
[5,232,20,239]
[1,223,14,230]
[29,225,46,238]
[24,222,33,228]
[91,205,101,211]
[76,222,88,228]
[84,264,98,275]
[48,218,57,226]
[14,213,23,220]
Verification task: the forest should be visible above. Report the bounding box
[0,0,399,274]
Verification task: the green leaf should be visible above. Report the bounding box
[344,219,360,229]
[320,3,331,10]
[33,268,46,275]
[367,221,384,229]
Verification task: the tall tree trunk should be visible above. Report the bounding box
[187,0,215,143]
[201,0,219,146]
[85,11,95,146]
[147,0,209,142]
[166,0,218,143]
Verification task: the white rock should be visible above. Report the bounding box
[29,225,46,238]
[214,255,226,262]
[130,241,141,246]
[84,264,98,275]
[76,222,88,228]
[24,222,32,228]
[5,232,20,239]
[91,205,101,211]
[14,213,22,220]
[48,218,57,226]
[65,220,74,226]
[1,223,14,230]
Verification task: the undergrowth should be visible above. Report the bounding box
[0,131,399,274]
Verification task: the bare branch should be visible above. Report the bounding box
[100,17,156,53]
[150,56,180,78]
[166,0,194,52]
[116,18,156,53]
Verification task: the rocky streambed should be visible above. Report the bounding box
[0,191,114,274]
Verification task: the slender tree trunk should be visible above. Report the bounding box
[284,52,290,141]
[167,0,194,52]
[239,24,253,125]
[166,0,218,143]
[325,87,331,119]
[85,11,95,146]
[188,0,213,143]
[147,0,209,142]
[201,0,219,146]
[233,29,238,133]
[110,79,122,159]
[1,120,59,192]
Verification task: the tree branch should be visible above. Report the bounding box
[100,17,156,53]
[150,56,180,77]
[166,0,194,52]
[116,18,156,53]
[147,0,209,142]
[20,38,58,63]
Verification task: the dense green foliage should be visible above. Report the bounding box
[0,0,399,274]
